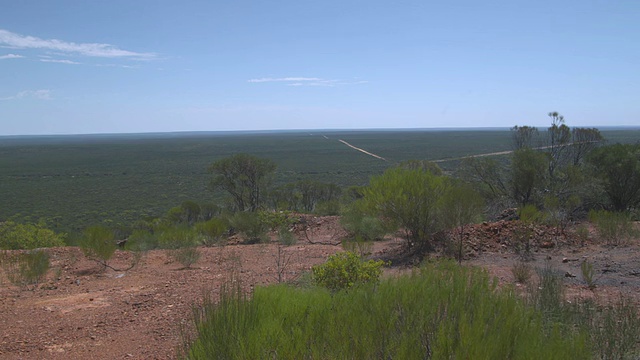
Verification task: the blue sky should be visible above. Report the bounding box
[1,0,638,135]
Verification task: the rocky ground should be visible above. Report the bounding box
[1,216,639,359]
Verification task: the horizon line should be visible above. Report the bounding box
[1,125,639,138]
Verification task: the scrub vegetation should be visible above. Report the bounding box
[1,122,640,359]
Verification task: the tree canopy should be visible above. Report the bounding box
[208,154,276,212]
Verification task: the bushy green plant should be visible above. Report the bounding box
[341,236,373,257]
[229,212,268,244]
[171,246,201,269]
[314,200,341,216]
[157,226,200,249]
[277,227,297,246]
[512,261,532,284]
[312,251,386,292]
[126,229,158,251]
[257,210,294,231]
[580,260,597,289]
[587,297,640,360]
[79,226,116,266]
[340,201,388,242]
[184,261,591,359]
[0,221,65,250]
[575,225,590,246]
[361,167,450,249]
[525,266,640,359]
[157,226,202,268]
[0,250,50,287]
[195,218,228,246]
[588,209,638,245]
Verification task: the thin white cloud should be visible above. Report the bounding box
[40,58,81,65]
[0,29,155,59]
[0,89,52,101]
[248,77,323,83]
[248,77,367,87]
[0,53,23,59]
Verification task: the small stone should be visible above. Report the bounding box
[564,272,576,278]
[562,257,569,263]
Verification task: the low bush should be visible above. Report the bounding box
[170,246,201,269]
[588,209,638,245]
[511,261,532,284]
[195,218,228,246]
[126,229,158,251]
[184,261,591,359]
[79,226,116,267]
[526,264,640,359]
[580,260,597,289]
[0,249,50,287]
[311,251,386,292]
[157,226,201,268]
[229,212,268,244]
[0,221,65,250]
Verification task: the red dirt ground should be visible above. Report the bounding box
[1,217,639,359]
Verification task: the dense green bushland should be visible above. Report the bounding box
[0,221,66,250]
[184,261,591,359]
[311,251,386,291]
[2,129,637,233]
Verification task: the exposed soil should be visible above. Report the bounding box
[1,216,639,359]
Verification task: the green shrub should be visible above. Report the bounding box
[126,229,158,251]
[341,236,373,257]
[157,226,200,249]
[526,266,640,358]
[195,218,228,246]
[580,260,596,289]
[0,221,65,250]
[1,250,50,287]
[277,227,297,246]
[588,209,638,245]
[312,251,386,292]
[575,225,590,246]
[170,246,201,269]
[314,200,341,216]
[340,202,388,242]
[512,261,532,284]
[79,226,116,266]
[158,226,201,268]
[184,261,591,359]
[229,212,268,244]
[257,210,294,231]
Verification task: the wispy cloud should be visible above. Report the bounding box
[0,89,52,101]
[248,77,323,83]
[0,53,23,60]
[40,58,81,65]
[248,77,367,87]
[0,29,155,59]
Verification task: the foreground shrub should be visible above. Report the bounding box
[312,251,386,292]
[0,250,50,287]
[0,221,65,250]
[184,261,590,359]
[527,265,640,359]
